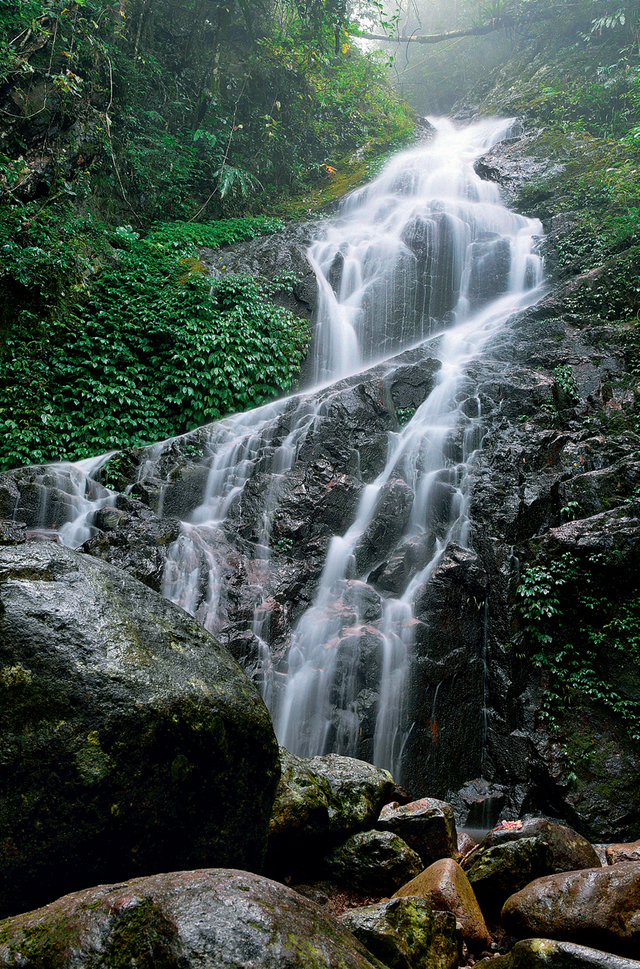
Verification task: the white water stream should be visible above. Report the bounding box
[15,118,543,782]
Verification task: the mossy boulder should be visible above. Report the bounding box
[325,830,423,896]
[476,938,640,969]
[393,858,491,953]
[0,542,280,918]
[466,817,600,875]
[0,869,388,969]
[267,747,394,877]
[466,838,554,918]
[340,897,458,969]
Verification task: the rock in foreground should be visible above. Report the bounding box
[0,869,387,969]
[393,858,491,952]
[501,862,640,958]
[340,897,458,969]
[477,938,640,969]
[0,543,280,918]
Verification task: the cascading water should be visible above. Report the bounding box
[271,117,543,777]
[11,117,543,790]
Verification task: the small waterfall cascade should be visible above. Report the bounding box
[9,118,543,788]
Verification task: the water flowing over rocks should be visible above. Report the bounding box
[3,115,640,855]
[0,542,279,918]
[0,869,388,969]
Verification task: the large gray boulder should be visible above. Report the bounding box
[501,862,640,958]
[0,868,387,969]
[0,542,280,918]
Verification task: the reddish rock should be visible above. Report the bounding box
[606,840,640,865]
[392,857,491,952]
[376,797,457,867]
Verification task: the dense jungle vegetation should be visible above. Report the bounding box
[2,0,640,469]
[0,0,413,467]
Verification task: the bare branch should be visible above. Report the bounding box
[361,17,514,45]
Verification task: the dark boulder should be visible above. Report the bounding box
[376,796,457,868]
[476,938,640,969]
[0,542,279,918]
[324,830,423,896]
[466,837,554,917]
[466,816,601,875]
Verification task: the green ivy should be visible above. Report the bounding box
[517,552,640,741]
[0,210,309,470]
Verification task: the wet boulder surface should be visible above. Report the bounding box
[340,897,459,969]
[465,837,555,919]
[0,542,279,918]
[392,858,491,953]
[376,796,457,868]
[266,747,394,877]
[324,830,423,896]
[468,817,602,875]
[501,861,640,958]
[477,938,640,969]
[0,869,388,969]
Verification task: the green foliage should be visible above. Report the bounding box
[396,406,416,427]
[517,552,640,741]
[553,365,580,402]
[0,210,309,469]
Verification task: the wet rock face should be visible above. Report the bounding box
[0,869,387,969]
[501,862,640,958]
[200,220,320,323]
[0,542,279,919]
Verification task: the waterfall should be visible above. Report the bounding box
[12,117,543,788]
[272,117,543,775]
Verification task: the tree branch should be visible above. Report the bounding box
[361,17,515,45]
